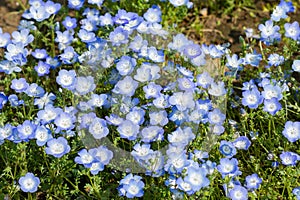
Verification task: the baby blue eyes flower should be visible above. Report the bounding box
[11,78,29,93]
[233,136,251,150]
[62,16,77,30]
[208,109,226,125]
[245,173,262,190]
[263,98,282,115]
[75,76,96,95]
[292,60,300,72]
[143,82,162,99]
[18,172,40,193]
[219,141,237,158]
[280,151,299,166]
[258,20,281,45]
[118,174,145,198]
[0,93,8,109]
[75,149,95,168]
[0,31,11,47]
[242,88,263,109]
[244,52,262,67]
[88,0,104,7]
[113,76,139,97]
[56,69,76,90]
[68,0,85,10]
[282,121,300,142]
[11,29,34,46]
[34,125,52,146]
[34,61,50,76]
[31,48,48,59]
[143,5,162,23]
[116,55,136,76]
[45,137,71,158]
[117,119,140,141]
[271,5,288,22]
[229,185,248,200]
[109,27,129,46]
[44,1,61,15]
[88,118,109,139]
[217,158,239,177]
[293,187,300,199]
[54,112,75,132]
[267,53,284,67]
[0,60,21,74]
[78,29,97,43]
[284,21,300,40]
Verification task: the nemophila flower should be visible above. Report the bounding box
[8,94,24,107]
[169,91,195,111]
[177,77,195,92]
[165,152,189,173]
[143,5,161,23]
[229,185,248,200]
[18,19,37,31]
[226,54,244,71]
[54,112,75,132]
[75,76,96,95]
[34,125,52,146]
[59,46,78,64]
[184,165,210,192]
[208,108,226,125]
[271,5,288,22]
[117,119,139,140]
[90,146,113,165]
[284,21,300,40]
[88,93,108,108]
[11,29,34,46]
[109,27,129,46]
[5,42,28,63]
[149,110,168,126]
[292,60,300,72]
[34,92,56,109]
[75,149,95,168]
[68,0,84,10]
[244,52,262,67]
[126,107,145,125]
[56,69,76,90]
[99,13,114,26]
[219,141,237,158]
[44,0,61,15]
[45,137,71,158]
[153,94,170,109]
[25,83,45,97]
[169,0,192,7]
[217,158,239,177]
[118,174,145,198]
[282,121,300,142]
[0,30,11,47]
[258,20,281,45]
[17,120,36,140]
[233,136,251,150]
[46,56,61,69]
[263,98,282,115]
[293,187,300,200]
[168,126,195,147]
[168,107,188,125]
[0,60,21,74]
[183,43,202,59]
[196,71,214,89]
[116,55,136,76]
[140,126,164,143]
[78,29,96,43]
[34,61,50,76]
[208,81,226,97]
[143,82,162,99]
[0,93,7,109]
[208,45,224,58]
[31,48,48,59]
[168,33,191,51]
[10,78,29,93]
[242,88,263,109]
[0,123,14,140]
[55,30,74,47]
[113,76,138,97]
[18,172,40,193]
[262,84,283,100]
[267,53,284,67]
[245,173,262,190]
[131,143,154,160]
[62,16,77,30]
[88,118,109,139]
[280,151,299,166]
[87,0,104,6]
[148,46,164,63]
[176,177,193,195]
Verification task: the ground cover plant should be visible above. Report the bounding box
[0,0,300,199]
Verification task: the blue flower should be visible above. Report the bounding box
[68,0,85,10]
[148,46,164,62]
[88,118,109,139]
[141,126,164,143]
[217,158,239,177]
[143,82,162,99]
[245,173,262,190]
[263,98,282,115]
[219,140,237,158]
[258,20,281,45]
[54,112,75,132]
[280,151,299,166]
[18,172,40,193]
[271,5,288,22]
[183,44,202,59]
[118,174,145,198]
[293,187,300,199]
[282,121,300,142]
[196,71,213,89]
[208,81,226,97]
[244,51,262,67]
[292,60,300,72]
[208,108,226,125]
[10,78,29,93]
[262,84,283,100]
[143,5,161,23]
[34,125,52,146]
[34,92,56,109]
[0,123,14,140]
[34,61,50,76]
[113,76,138,97]
[56,69,76,90]
[44,1,61,15]
[59,46,78,64]
[226,54,244,71]
[0,93,8,109]
[184,166,210,192]
[62,16,77,30]
[109,27,129,46]
[284,21,300,40]
[149,110,168,126]
[267,53,284,67]
[75,149,95,168]
[0,30,11,47]
[117,119,139,140]
[45,137,71,158]
[90,145,113,165]
[233,136,251,150]
[169,91,195,111]
[99,13,114,26]
[74,76,96,95]
[116,55,136,76]
[31,48,48,59]
[242,88,263,109]
[78,29,97,43]
[11,29,34,46]
[0,60,21,74]
[126,107,145,125]
[8,94,24,107]
[88,94,108,108]
[229,185,248,200]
